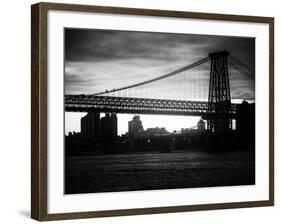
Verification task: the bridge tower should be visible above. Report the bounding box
[207,51,232,134]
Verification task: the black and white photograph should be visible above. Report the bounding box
[64,28,255,194]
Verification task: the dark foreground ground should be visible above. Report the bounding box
[65,150,255,194]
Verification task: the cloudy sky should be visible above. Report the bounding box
[64,28,255,135]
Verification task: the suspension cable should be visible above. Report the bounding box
[228,61,255,80]
[92,57,210,96]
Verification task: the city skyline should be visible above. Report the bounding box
[67,113,207,142]
[65,112,202,136]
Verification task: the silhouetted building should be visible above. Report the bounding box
[100,113,118,140]
[236,101,255,131]
[197,119,206,131]
[146,127,169,136]
[236,100,255,145]
[81,112,100,139]
[111,113,117,138]
[128,115,143,138]
[137,127,169,138]
[180,120,205,134]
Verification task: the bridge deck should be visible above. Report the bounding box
[65,95,237,117]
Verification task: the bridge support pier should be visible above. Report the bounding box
[207,117,232,134]
[207,51,232,134]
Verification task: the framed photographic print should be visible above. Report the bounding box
[31,2,274,221]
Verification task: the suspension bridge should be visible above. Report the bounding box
[65,51,254,133]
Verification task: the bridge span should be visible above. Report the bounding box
[65,95,237,117]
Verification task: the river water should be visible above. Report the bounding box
[65,150,255,194]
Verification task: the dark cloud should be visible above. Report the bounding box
[65,28,254,64]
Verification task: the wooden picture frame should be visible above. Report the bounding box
[31,2,274,221]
